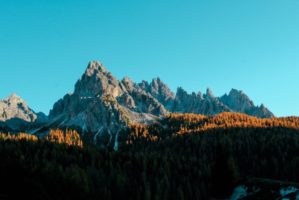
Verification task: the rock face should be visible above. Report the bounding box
[48,61,168,149]
[0,94,47,131]
[47,61,273,148]
[220,89,274,118]
[138,78,175,110]
[171,88,231,115]
[0,93,37,122]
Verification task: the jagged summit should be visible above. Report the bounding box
[205,88,214,98]
[220,89,253,111]
[85,61,107,76]
[6,93,21,99]
[4,93,25,104]
[229,88,244,95]
[220,88,273,118]
[122,76,135,92]
[172,87,231,115]
[150,77,164,88]
[0,93,34,119]
[145,77,175,109]
[74,61,121,97]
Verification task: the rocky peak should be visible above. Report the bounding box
[229,88,243,96]
[5,93,25,104]
[138,80,149,90]
[85,61,107,76]
[197,91,203,99]
[172,87,232,115]
[176,87,188,99]
[219,88,274,118]
[228,88,251,100]
[227,89,252,103]
[121,77,135,92]
[8,93,20,99]
[258,104,274,118]
[220,88,254,112]
[150,78,174,98]
[3,93,28,110]
[205,88,214,98]
[150,78,173,93]
[0,93,37,123]
[137,78,174,110]
[74,61,122,98]
[150,77,162,89]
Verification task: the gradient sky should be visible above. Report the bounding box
[0,0,298,116]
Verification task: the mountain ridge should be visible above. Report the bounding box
[47,61,273,148]
[0,61,274,147]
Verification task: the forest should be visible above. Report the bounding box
[1,112,299,199]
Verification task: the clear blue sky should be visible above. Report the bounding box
[0,0,298,116]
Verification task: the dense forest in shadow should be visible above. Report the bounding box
[1,112,299,199]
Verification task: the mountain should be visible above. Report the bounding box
[0,93,36,122]
[0,93,47,131]
[0,61,273,144]
[48,61,168,149]
[220,89,274,118]
[46,61,273,148]
[138,78,175,110]
[137,79,273,117]
[171,87,231,115]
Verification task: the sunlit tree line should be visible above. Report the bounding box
[0,129,83,147]
[124,112,299,145]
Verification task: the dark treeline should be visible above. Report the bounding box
[1,113,299,199]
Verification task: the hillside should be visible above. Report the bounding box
[1,113,299,199]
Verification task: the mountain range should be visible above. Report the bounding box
[0,61,273,147]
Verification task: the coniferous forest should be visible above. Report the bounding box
[1,113,299,199]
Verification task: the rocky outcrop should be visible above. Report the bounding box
[171,88,231,115]
[220,89,273,118]
[138,78,175,110]
[0,93,37,122]
[170,87,273,118]
[0,93,47,131]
